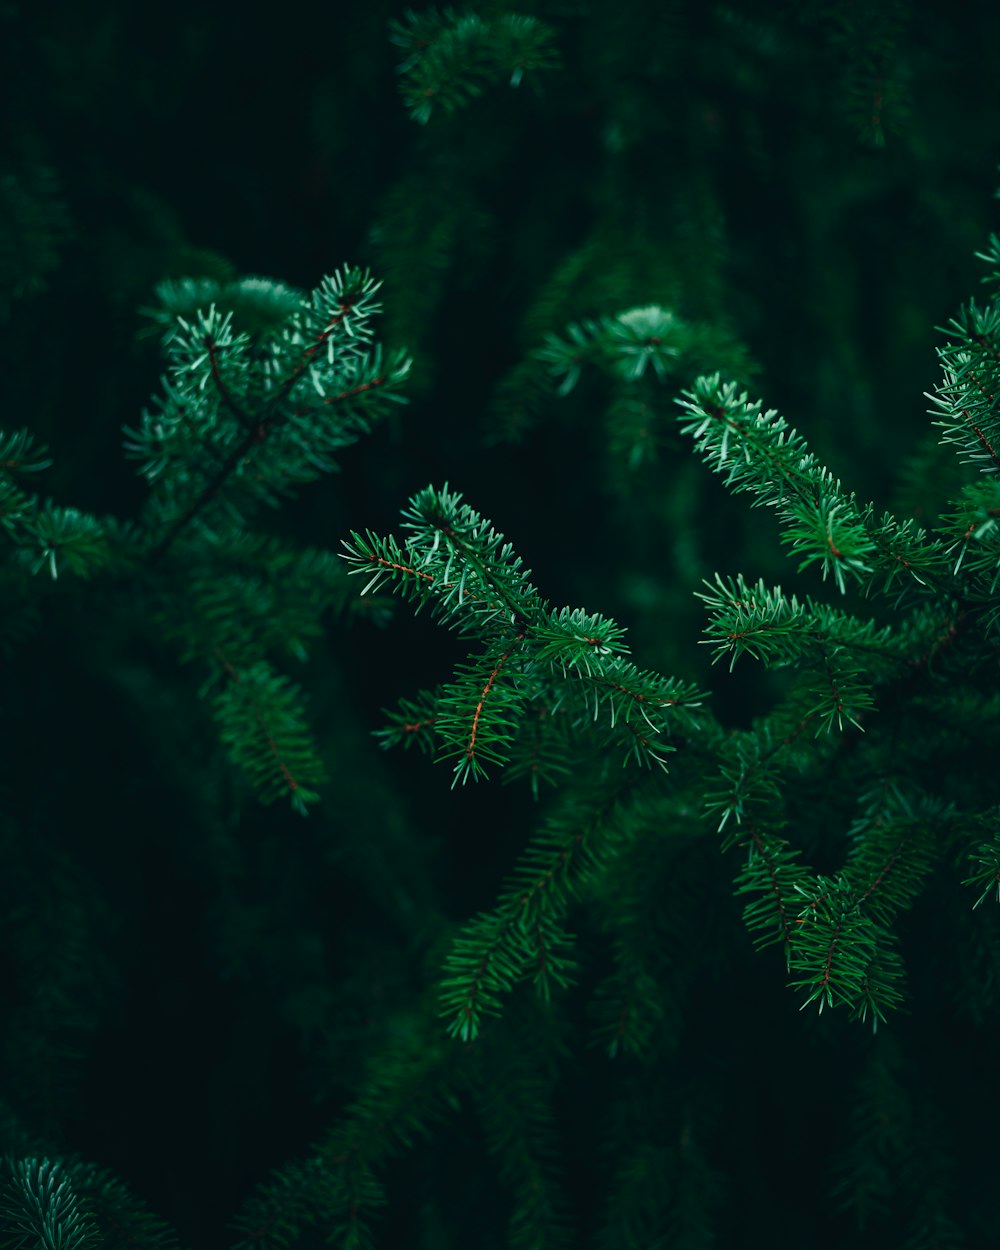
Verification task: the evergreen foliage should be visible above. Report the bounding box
[5,266,411,812]
[5,2,1000,1249]
[340,264,999,1033]
[388,5,565,124]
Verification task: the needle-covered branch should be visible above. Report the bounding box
[124,269,412,563]
[927,298,1000,478]
[209,656,328,815]
[438,775,642,1041]
[388,7,562,124]
[345,296,1000,1025]
[0,429,123,580]
[676,374,954,596]
[341,484,709,787]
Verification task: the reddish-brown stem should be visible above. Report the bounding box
[467,636,523,763]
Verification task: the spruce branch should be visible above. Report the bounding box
[471,1001,574,1249]
[352,319,1000,1025]
[236,1004,467,1250]
[804,0,912,148]
[438,909,536,1043]
[125,268,412,565]
[438,775,641,1041]
[695,571,901,674]
[150,530,377,671]
[734,821,816,966]
[0,428,53,480]
[139,274,300,344]
[827,1036,909,1227]
[786,879,907,1027]
[538,306,683,395]
[926,298,1000,477]
[675,373,953,596]
[537,304,755,401]
[399,482,544,625]
[486,261,760,449]
[64,1160,183,1250]
[229,1157,353,1250]
[342,483,543,639]
[975,231,1000,289]
[374,688,441,757]
[498,701,577,799]
[378,687,577,800]
[17,503,113,581]
[434,640,530,787]
[0,431,106,580]
[585,815,709,1061]
[840,789,939,929]
[588,963,669,1060]
[209,653,328,815]
[0,1158,99,1250]
[937,478,1000,586]
[0,1121,182,1250]
[784,785,942,1031]
[388,7,562,124]
[734,785,940,1025]
[342,484,708,786]
[0,165,74,319]
[961,817,1000,909]
[0,476,34,536]
[701,698,823,835]
[513,304,951,602]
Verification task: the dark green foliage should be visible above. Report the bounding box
[0,1158,100,1250]
[0,1149,182,1250]
[230,1000,469,1250]
[0,166,74,321]
[346,295,999,1033]
[5,2,1000,1249]
[389,6,564,124]
[4,266,411,812]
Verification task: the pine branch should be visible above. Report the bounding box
[960,811,1000,909]
[342,484,709,788]
[595,1125,723,1250]
[828,1035,909,1228]
[438,775,642,1041]
[209,654,328,815]
[233,1002,469,1250]
[675,373,954,596]
[0,1158,99,1250]
[734,820,816,966]
[586,815,717,1061]
[0,165,74,319]
[926,298,1000,478]
[797,0,913,148]
[0,428,134,581]
[66,1161,183,1250]
[229,1158,347,1250]
[348,280,1000,1026]
[388,7,562,124]
[151,529,385,671]
[125,268,412,565]
[785,880,907,1026]
[471,999,574,1249]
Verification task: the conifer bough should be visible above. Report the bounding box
[342,277,1000,1037]
[0,266,412,815]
